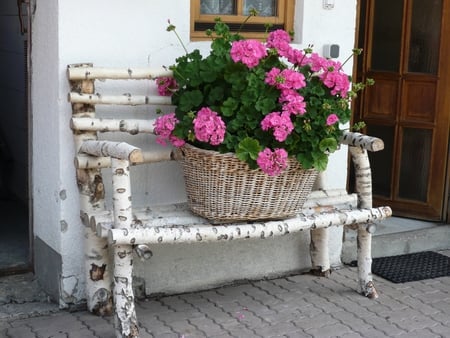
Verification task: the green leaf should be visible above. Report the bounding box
[319,138,338,153]
[236,137,261,162]
[221,98,239,117]
[296,153,314,169]
[178,90,203,112]
[312,152,329,171]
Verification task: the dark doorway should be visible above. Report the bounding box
[0,1,31,274]
[354,0,450,221]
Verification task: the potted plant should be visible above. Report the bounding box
[153,15,370,222]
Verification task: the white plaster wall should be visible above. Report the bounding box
[32,0,61,252]
[32,0,358,303]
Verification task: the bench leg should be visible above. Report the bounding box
[310,227,331,276]
[111,158,139,337]
[85,228,113,316]
[113,244,138,338]
[357,224,378,299]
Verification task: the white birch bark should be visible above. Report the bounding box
[79,140,143,164]
[340,132,384,152]
[69,92,172,106]
[68,63,114,315]
[68,66,172,80]
[349,146,378,298]
[349,146,373,209]
[75,149,174,169]
[107,206,392,245]
[310,228,330,276]
[110,158,139,338]
[357,224,378,299]
[308,173,330,276]
[71,117,156,134]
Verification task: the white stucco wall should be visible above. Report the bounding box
[32,0,357,304]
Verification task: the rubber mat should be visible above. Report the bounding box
[371,251,450,283]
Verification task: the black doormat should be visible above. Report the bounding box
[371,251,450,283]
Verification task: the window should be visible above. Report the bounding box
[190,0,295,40]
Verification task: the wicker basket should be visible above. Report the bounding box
[177,144,318,223]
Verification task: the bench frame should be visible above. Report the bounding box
[68,63,392,338]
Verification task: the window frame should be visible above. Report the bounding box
[190,0,295,40]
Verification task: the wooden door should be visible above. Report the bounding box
[355,0,450,221]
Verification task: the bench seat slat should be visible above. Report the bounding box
[69,92,172,106]
[68,66,173,80]
[107,206,392,245]
[71,117,157,134]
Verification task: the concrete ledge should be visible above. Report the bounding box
[342,219,450,263]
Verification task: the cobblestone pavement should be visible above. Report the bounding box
[1,264,450,338]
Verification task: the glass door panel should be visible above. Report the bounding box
[398,128,432,201]
[370,0,404,72]
[408,0,442,74]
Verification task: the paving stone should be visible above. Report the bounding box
[356,328,394,338]
[396,328,441,338]
[137,299,173,314]
[67,328,100,338]
[428,323,450,336]
[4,326,37,338]
[305,322,353,337]
[226,325,262,338]
[331,311,373,332]
[0,265,449,338]
[430,311,450,325]
[164,319,200,336]
[362,315,408,336]
[397,295,440,316]
[415,290,450,304]
[252,280,291,295]
[395,316,439,332]
[188,316,225,336]
[292,312,339,331]
[253,321,302,337]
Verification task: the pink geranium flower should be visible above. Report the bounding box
[265,68,306,90]
[320,70,350,97]
[261,112,294,142]
[279,90,306,115]
[153,113,185,147]
[256,148,288,176]
[266,29,292,58]
[193,107,226,146]
[302,53,329,72]
[230,40,267,68]
[155,77,178,96]
[326,114,339,126]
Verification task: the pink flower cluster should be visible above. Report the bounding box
[256,148,288,176]
[193,107,226,146]
[230,40,267,68]
[153,113,185,147]
[156,77,178,96]
[266,30,350,98]
[265,68,306,91]
[319,62,350,97]
[326,113,339,126]
[261,112,294,142]
[279,90,306,115]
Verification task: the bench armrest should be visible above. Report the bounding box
[79,140,143,163]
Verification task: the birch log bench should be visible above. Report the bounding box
[68,63,392,338]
